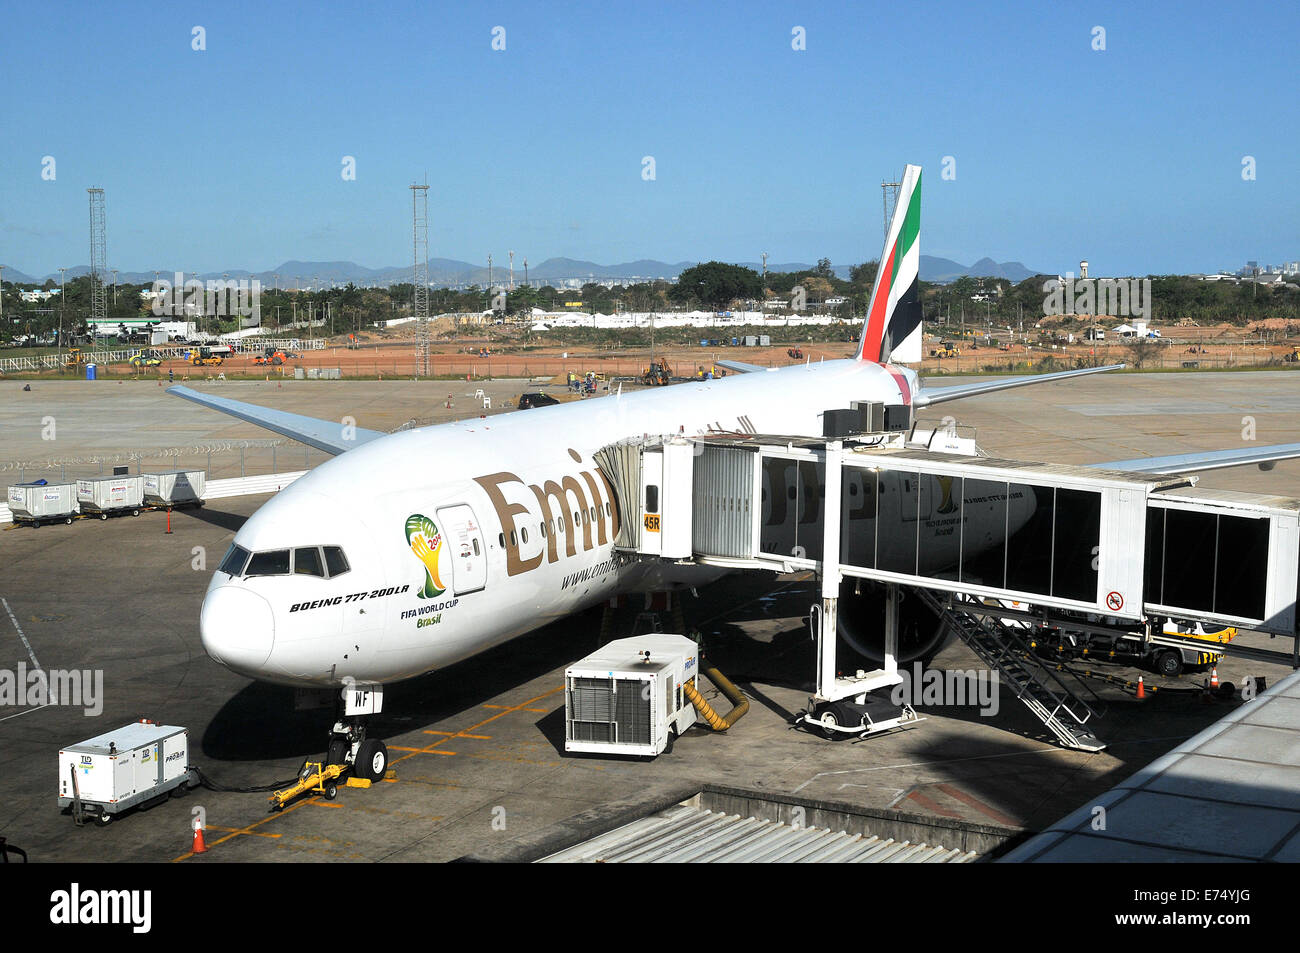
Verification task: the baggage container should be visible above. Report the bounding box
[58,721,197,823]
[77,475,145,517]
[7,482,79,525]
[142,470,206,507]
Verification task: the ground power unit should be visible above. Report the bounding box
[58,721,198,824]
[565,634,699,758]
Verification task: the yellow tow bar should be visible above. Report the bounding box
[269,761,369,811]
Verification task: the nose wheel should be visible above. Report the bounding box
[326,719,389,784]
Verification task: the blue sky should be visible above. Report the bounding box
[1,0,1296,278]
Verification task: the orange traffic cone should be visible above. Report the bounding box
[1209,667,1220,690]
[191,823,207,854]
[1136,675,1146,700]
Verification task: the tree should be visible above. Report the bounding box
[800,276,834,303]
[815,257,834,279]
[849,261,878,287]
[671,262,763,312]
[1124,336,1162,369]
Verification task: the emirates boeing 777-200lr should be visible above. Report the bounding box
[170,164,1300,780]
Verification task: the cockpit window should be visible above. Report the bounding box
[323,546,350,577]
[294,547,324,577]
[219,544,250,577]
[245,549,291,576]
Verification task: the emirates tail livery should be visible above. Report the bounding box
[170,164,1300,778]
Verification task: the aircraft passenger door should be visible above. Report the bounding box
[437,504,487,595]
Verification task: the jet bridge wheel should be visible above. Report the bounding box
[355,739,388,782]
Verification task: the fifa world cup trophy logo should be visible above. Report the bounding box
[405,513,446,598]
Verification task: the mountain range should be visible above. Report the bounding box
[0,255,1040,288]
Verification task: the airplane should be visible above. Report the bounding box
[171,164,1300,781]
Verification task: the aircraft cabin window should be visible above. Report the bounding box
[646,485,660,513]
[294,547,324,577]
[245,549,291,576]
[219,544,251,577]
[559,516,566,533]
[521,527,529,544]
[510,530,517,547]
[498,532,505,548]
[472,538,481,556]
[323,546,350,577]
[590,506,596,521]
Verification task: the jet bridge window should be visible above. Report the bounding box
[219,544,250,577]
[1146,508,1269,620]
[959,479,1008,589]
[245,549,291,576]
[760,457,824,561]
[839,469,878,570]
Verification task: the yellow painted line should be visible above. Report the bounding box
[390,685,562,767]
[204,825,282,839]
[173,799,313,862]
[483,704,548,713]
[305,800,344,809]
[389,745,456,756]
[422,730,491,739]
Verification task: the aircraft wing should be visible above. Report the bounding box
[913,363,1125,407]
[715,359,774,374]
[167,385,386,455]
[1092,442,1300,475]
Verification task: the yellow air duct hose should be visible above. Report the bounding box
[682,664,750,731]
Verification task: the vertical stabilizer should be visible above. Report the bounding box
[857,164,922,364]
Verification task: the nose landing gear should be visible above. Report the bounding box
[325,720,388,783]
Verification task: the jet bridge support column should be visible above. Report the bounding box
[815,442,843,701]
[812,444,904,704]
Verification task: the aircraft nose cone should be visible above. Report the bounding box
[201,586,274,672]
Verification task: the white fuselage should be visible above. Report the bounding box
[201,359,921,687]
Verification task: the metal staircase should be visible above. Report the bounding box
[912,588,1107,751]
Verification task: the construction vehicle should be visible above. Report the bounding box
[1284,347,1299,363]
[929,342,960,358]
[129,350,162,369]
[190,345,230,366]
[787,347,804,359]
[642,359,672,386]
[63,347,87,369]
[254,348,287,366]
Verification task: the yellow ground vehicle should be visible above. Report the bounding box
[929,342,960,358]
[129,351,162,369]
[63,347,87,369]
[642,360,672,386]
[190,346,228,366]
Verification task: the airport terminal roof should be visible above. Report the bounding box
[1002,668,1300,862]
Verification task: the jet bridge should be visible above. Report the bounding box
[596,427,1300,750]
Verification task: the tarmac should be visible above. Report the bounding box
[0,370,1297,862]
